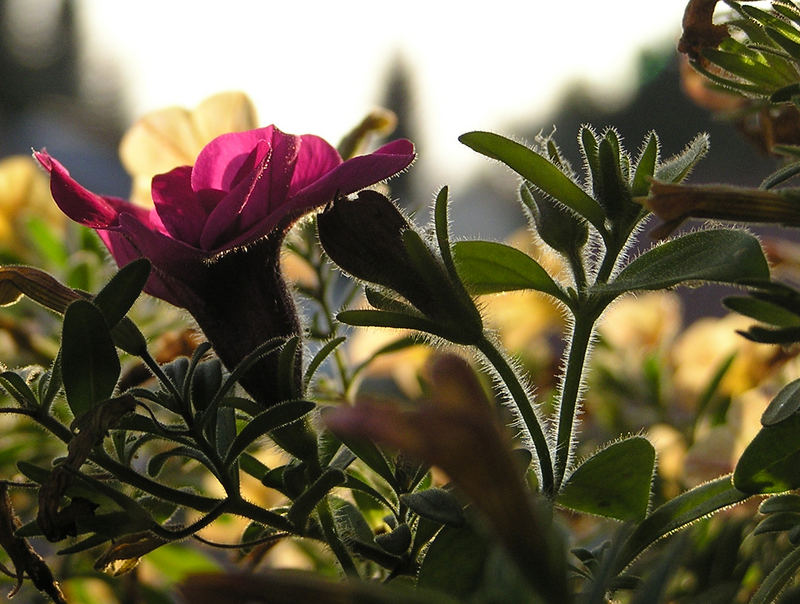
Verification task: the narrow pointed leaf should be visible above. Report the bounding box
[761,378,800,426]
[701,48,788,89]
[92,259,150,327]
[760,494,800,514]
[459,131,606,229]
[452,240,566,301]
[224,399,316,465]
[597,230,769,296]
[655,133,709,183]
[322,407,396,488]
[61,300,120,417]
[337,309,468,343]
[631,132,659,197]
[754,512,800,535]
[147,446,212,478]
[287,468,346,528]
[750,545,800,604]
[303,337,346,389]
[557,437,655,521]
[614,475,749,573]
[0,371,38,409]
[734,414,800,493]
[724,296,800,327]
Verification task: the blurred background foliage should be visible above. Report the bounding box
[1,1,799,602]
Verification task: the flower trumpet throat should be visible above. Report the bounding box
[644,180,800,238]
[37,125,415,407]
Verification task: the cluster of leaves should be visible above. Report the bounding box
[11,4,800,602]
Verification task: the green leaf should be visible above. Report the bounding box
[759,159,800,188]
[224,399,316,465]
[701,47,788,90]
[147,446,212,478]
[613,475,749,573]
[761,378,800,426]
[750,545,800,604]
[434,186,460,284]
[287,467,346,528]
[418,524,490,599]
[724,296,800,328]
[655,133,709,183]
[459,131,606,229]
[557,437,655,521]
[734,414,800,493]
[631,132,659,197]
[754,511,800,535]
[760,493,800,514]
[322,407,396,488]
[303,337,346,390]
[350,335,419,382]
[337,309,468,344]
[344,473,397,514]
[61,299,120,417]
[400,488,465,527]
[375,523,412,555]
[580,126,604,202]
[597,230,769,296]
[92,259,150,327]
[452,240,566,301]
[0,370,38,409]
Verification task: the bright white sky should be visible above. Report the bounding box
[75,0,688,183]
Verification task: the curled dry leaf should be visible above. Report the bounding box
[38,395,137,541]
[0,266,80,312]
[678,0,731,61]
[0,484,66,603]
[94,531,168,576]
[645,180,800,239]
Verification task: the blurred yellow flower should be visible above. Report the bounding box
[647,423,687,496]
[598,291,682,360]
[0,155,64,256]
[671,313,784,402]
[346,324,430,398]
[683,388,770,486]
[119,91,258,206]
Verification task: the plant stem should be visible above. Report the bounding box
[476,337,554,496]
[553,312,596,491]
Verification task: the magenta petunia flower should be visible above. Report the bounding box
[37,125,414,408]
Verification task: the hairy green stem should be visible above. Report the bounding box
[476,337,554,496]
[554,313,596,491]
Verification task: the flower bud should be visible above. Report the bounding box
[318,191,482,343]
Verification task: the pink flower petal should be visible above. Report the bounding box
[221,139,415,251]
[35,150,131,228]
[191,125,277,192]
[283,138,415,214]
[287,134,342,197]
[152,166,215,247]
[198,140,272,250]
